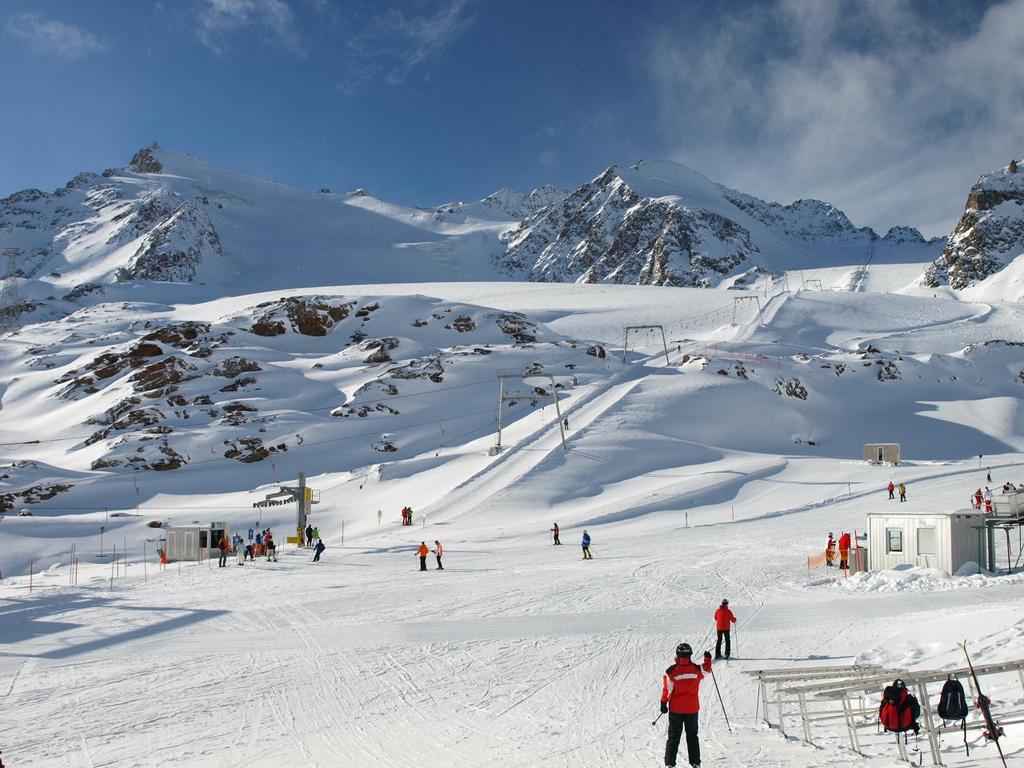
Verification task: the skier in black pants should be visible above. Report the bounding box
[660,643,713,768]
[312,538,325,563]
[305,524,314,546]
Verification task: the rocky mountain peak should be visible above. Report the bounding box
[924,157,1024,290]
[129,145,163,175]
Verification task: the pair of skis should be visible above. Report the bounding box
[959,640,1008,768]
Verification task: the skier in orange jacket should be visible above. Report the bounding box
[417,542,429,571]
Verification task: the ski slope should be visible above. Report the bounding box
[2,279,1024,767]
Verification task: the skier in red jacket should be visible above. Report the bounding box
[838,531,852,570]
[714,599,737,659]
[887,481,895,499]
[660,642,713,768]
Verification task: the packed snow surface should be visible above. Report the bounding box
[2,278,1024,767]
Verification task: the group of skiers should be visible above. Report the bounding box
[217,528,278,566]
[658,599,738,767]
[886,481,907,501]
[416,540,443,570]
[824,531,855,570]
[549,522,593,559]
[303,524,321,546]
[400,506,415,525]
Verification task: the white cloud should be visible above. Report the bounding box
[196,0,306,56]
[648,0,1024,236]
[339,0,475,93]
[5,13,105,60]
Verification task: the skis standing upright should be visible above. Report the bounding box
[959,640,1008,768]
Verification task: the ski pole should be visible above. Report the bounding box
[652,711,665,727]
[708,661,732,732]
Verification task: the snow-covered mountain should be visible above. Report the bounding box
[0,146,948,318]
[500,159,944,287]
[924,158,1024,299]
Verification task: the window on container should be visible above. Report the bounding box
[917,527,937,556]
[886,528,903,553]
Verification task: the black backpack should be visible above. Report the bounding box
[937,677,968,721]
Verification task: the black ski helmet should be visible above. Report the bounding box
[676,642,692,658]
[722,598,729,605]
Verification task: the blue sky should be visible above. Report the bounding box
[2,0,1022,236]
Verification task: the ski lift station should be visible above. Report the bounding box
[863,442,900,464]
[866,509,985,574]
[162,521,229,562]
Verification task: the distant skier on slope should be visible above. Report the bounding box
[432,540,444,570]
[217,535,229,568]
[825,532,835,566]
[417,541,429,571]
[581,530,592,559]
[551,522,561,545]
[899,483,907,502]
[887,481,895,500]
[312,538,325,563]
[838,531,852,571]
[659,642,713,768]
[714,599,737,659]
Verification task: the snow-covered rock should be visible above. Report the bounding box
[924,158,1024,291]
[500,160,944,287]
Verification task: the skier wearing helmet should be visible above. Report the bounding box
[659,642,713,768]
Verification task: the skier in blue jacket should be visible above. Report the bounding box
[581,530,592,560]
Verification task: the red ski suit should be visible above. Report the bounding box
[661,655,713,714]
[714,606,736,631]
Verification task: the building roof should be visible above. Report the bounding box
[866,509,984,518]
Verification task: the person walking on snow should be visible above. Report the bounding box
[305,524,313,546]
[551,522,561,545]
[417,542,429,571]
[432,540,444,570]
[236,537,245,566]
[838,531,852,570]
[825,532,836,567]
[659,642,713,768]
[898,483,907,502]
[887,481,895,500]
[987,467,992,483]
[714,599,737,659]
[312,526,320,541]
[217,535,230,567]
[581,530,592,559]
[312,538,325,563]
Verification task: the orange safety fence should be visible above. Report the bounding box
[807,551,829,575]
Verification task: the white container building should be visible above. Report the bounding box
[866,509,986,575]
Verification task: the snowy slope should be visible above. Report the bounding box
[2,277,1024,767]
[4,149,1024,768]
